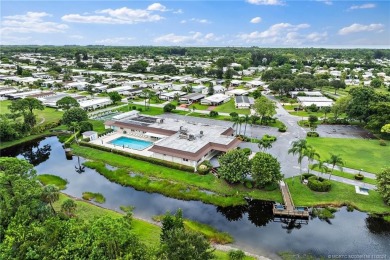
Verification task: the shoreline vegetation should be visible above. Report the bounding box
[82,191,106,203]
[54,193,257,260]
[73,144,282,207]
[73,144,390,215]
[37,174,68,190]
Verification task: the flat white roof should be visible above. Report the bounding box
[301,101,333,107]
[297,96,333,102]
[203,93,230,103]
[79,98,111,108]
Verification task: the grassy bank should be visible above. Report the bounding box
[53,194,255,260]
[0,131,54,150]
[286,177,390,214]
[307,137,390,174]
[71,145,282,206]
[37,174,68,190]
[153,215,233,244]
[82,191,106,203]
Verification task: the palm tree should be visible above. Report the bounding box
[41,184,59,214]
[327,153,344,180]
[258,139,272,152]
[304,146,320,174]
[288,139,308,180]
[232,116,240,136]
[312,160,330,178]
[238,116,245,136]
[70,122,80,144]
[61,199,77,217]
[243,115,250,136]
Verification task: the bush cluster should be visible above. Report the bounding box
[242,148,251,156]
[278,126,287,132]
[30,121,61,135]
[197,160,212,175]
[79,141,195,172]
[302,173,316,179]
[307,176,331,192]
[354,173,364,180]
[262,134,277,142]
[379,140,387,146]
[307,131,319,137]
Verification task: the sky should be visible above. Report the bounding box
[1,0,389,47]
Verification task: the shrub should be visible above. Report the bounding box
[379,140,387,146]
[132,105,136,110]
[307,176,331,192]
[228,250,246,260]
[209,111,219,117]
[197,161,212,175]
[163,103,176,112]
[302,173,316,179]
[244,180,253,189]
[262,134,277,142]
[242,148,251,156]
[307,131,319,137]
[278,126,287,132]
[354,173,364,180]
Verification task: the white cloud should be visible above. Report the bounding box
[147,3,167,12]
[180,18,211,24]
[1,11,68,35]
[338,23,384,35]
[154,32,219,45]
[62,6,164,24]
[173,9,183,14]
[95,37,134,45]
[317,0,333,5]
[238,23,326,45]
[246,0,284,6]
[250,17,262,24]
[348,3,376,10]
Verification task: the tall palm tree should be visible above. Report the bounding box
[243,115,250,136]
[327,153,344,180]
[70,122,80,144]
[41,184,59,214]
[304,146,320,174]
[288,139,308,180]
[238,116,245,136]
[311,160,330,178]
[232,116,240,136]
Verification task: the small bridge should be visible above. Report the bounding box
[273,181,309,218]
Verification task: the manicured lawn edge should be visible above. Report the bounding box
[71,145,282,206]
[286,177,390,214]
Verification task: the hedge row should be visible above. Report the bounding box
[79,141,195,172]
[307,176,331,192]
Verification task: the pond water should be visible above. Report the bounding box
[2,136,389,259]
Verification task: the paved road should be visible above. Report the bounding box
[133,96,378,188]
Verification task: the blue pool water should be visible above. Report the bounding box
[108,136,153,150]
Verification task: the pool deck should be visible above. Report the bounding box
[89,132,154,157]
[273,181,310,218]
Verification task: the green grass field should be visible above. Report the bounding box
[213,99,250,115]
[307,137,390,174]
[286,177,390,214]
[0,100,63,124]
[72,145,282,206]
[54,194,255,259]
[118,104,164,115]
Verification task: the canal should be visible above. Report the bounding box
[2,136,389,259]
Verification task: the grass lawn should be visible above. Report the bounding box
[307,137,390,174]
[214,99,250,115]
[72,145,282,206]
[89,119,106,134]
[37,174,68,190]
[118,104,164,116]
[54,194,255,259]
[286,177,390,214]
[0,100,63,124]
[189,103,210,110]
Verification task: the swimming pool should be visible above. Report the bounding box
[108,136,153,150]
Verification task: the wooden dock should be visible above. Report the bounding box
[273,181,310,218]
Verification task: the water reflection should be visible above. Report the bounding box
[75,156,86,174]
[1,136,389,258]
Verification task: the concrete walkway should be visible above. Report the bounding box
[322,164,377,179]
